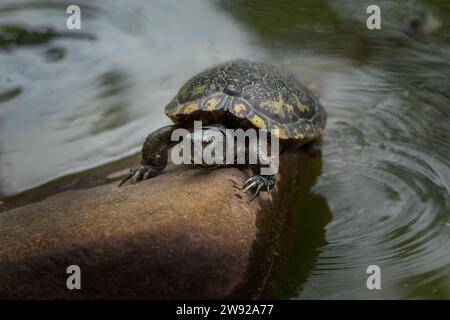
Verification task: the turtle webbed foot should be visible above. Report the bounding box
[118,164,160,187]
[242,175,275,200]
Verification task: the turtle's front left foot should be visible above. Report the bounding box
[242,175,275,200]
[118,164,160,187]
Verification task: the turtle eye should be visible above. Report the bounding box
[205,136,215,144]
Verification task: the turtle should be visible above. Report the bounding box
[119,60,327,199]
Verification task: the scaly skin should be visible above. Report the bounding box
[119,125,178,186]
[119,123,276,200]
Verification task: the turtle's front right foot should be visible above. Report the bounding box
[118,164,160,187]
[242,175,276,200]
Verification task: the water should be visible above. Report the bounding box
[0,0,449,299]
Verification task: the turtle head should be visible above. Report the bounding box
[190,124,227,167]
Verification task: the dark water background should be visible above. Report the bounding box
[0,0,449,299]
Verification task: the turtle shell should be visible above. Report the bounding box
[164,60,326,141]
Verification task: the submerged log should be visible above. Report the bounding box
[0,151,319,299]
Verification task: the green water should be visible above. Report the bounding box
[0,0,449,299]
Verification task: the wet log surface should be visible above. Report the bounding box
[0,151,319,299]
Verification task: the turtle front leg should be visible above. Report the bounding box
[119,125,177,186]
[241,140,277,200]
[242,174,276,200]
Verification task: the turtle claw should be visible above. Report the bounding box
[242,181,257,192]
[118,171,134,187]
[250,184,263,201]
[118,164,155,187]
[131,169,141,184]
[242,175,275,201]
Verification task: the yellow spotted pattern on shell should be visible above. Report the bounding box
[205,97,220,111]
[183,102,200,114]
[271,123,289,139]
[249,114,267,129]
[232,102,249,116]
[260,92,295,119]
[164,60,327,142]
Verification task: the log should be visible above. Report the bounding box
[0,151,316,299]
